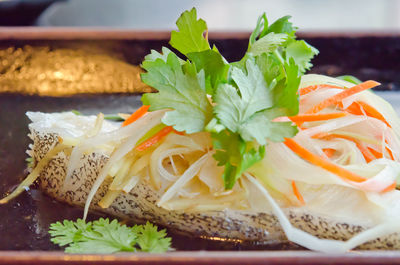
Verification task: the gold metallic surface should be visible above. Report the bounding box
[0,46,152,96]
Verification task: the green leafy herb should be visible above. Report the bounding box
[337,75,362,85]
[49,218,171,254]
[141,51,213,133]
[170,7,210,55]
[141,8,318,189]
[71,110,81,116]
[104,115,124,121]
[25,157,34,168]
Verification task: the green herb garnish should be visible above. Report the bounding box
[49,218,171,253]
[25,157,34,168]
[140,8,318,189]
[104,115,125,121]
[71,110,81,116]
[337,75,362,85]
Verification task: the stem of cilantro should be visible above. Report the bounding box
[274,49,285,64]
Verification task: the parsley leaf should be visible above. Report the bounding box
[170,8,210,55]
[49,218,171,254]
[141,52,213,133]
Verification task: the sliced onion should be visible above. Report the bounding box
[82,110,164,220]
[157,153,209,206]
[244,173,400,253]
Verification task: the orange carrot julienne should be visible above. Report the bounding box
[135,126,174,151]
[284,138,367,183]
[368,147,383,159]
[288,112,347,125]
[305,80,380,114]
[317,133,376,163]
[122,105,150,127]
[386,146,395,161]
[381,181,396,193]
[357,142,376,163]
[291,180,305,205]
[345,101,390,127]
[298,84,343,96]
[323,148,336,158]
[174,130,185,135]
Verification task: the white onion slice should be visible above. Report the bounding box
[244,173,400,253]
[82,111,164,219]
[157,153,209,206]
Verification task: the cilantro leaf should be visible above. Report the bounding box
[249,13,268,47]
[214,57,273,144]
[187,49,229,93]
[212,130,265,189]
[272,58,301,116]
[241,109,298,143]
[144,47,178,62]
[141,8,319,190]
[141,52,213,133]
[337,75,362,85]
[267,15,296,37]
[249,32,288,56]
[170,8,210,55]
[49,219,91,247]
[49,218,171,254]
[135,222,171,253]
[285,40,319,74]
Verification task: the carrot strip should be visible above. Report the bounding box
[381,181,396,193]
[291,180,305,205]
[368,147,383,159]
[298,84,343,96]
[135,126,174,151]
[356,142,376,163]
[317,133,376,163]
[345,101,390,127]
[323,148,336,158]
[288,112,347,125]
[386,147,395,161]
[284,138,367,183]
[173,130,185,135]
[305,80,380,114]
[311,132,330,139]
[122,105,150,127]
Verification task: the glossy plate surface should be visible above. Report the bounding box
[1,29,400,264]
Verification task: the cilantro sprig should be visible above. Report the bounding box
[49,218,171,253]
[141,8,318,189]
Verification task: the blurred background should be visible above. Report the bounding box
[0,0,399,31]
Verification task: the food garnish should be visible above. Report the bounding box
[2,8,400,253]
[49,218,171,253]
[141,8,318,189]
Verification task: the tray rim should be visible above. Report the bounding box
[1,27,400,40]
[1,29,400,264]
[2,250,400,265]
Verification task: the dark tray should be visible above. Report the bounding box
[1,28,400,264]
